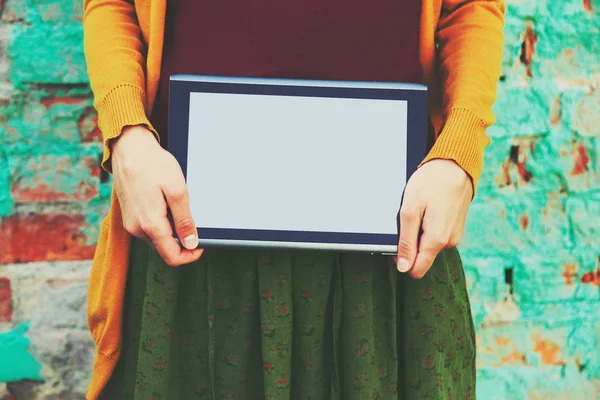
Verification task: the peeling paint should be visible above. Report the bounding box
[9,23,87,87]
[0,0,599,397]
[571,143,590,176]
[549,97,562,126]
[78,106,101,142]
[40,96,88,108]
[0,153,14,217]
[499,144,534,188]
[518,215,529,230]
[581,271,600,286]
[0,277,13,322]
[520,21,538,78]
[0,214,97,263]
[0,323,43,383]
[562,264,577,285]
[9,155,99,202]
[532,334,564,365]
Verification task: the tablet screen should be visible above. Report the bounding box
[185,91,407,236]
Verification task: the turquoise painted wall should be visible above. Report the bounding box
[0,0,598,397]
[0,324,42,383]
[462,0,600,397]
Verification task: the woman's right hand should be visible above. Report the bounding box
[111,125,204,267]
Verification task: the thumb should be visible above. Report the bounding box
[396,204,422,272]
[163,184,198,250]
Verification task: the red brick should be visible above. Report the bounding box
[498,142,534,188]
[519,215,530,230]
[581,270,600,286]
[40,96,88,108]
[0,214,96,263]
[477,320,573,368]
[11,155,99,202]
[571,143,590,176]
[0,277,13,322]
[549,97,561,126]
[531,333,565,365]
[555,139,598,192]
[520,21,538,78]
[78,106,102,142]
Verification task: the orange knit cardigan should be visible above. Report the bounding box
[82,0,504,398]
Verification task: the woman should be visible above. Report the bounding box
[83,0,504,398]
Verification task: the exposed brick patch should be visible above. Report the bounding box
[549,97,561,126]
[40,96,87,108]
[0,0,599,397]
[520,21,538,78]
[500,144,534,187]
[11,155,99,202]
[581,270,600,286]
[532,334,565,365]
[519,215,529,230]
[78,106,102,142]
[0,214,96,263]
[492,337,526,366]
[562,264,577,286]
[571,143,590,176]
[0,277,13,322]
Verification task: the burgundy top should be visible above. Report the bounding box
[151,0,425,144]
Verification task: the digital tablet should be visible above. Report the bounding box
[167,75,428,254]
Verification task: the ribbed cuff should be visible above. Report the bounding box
[419,108,490,197]
[97,84,160,173]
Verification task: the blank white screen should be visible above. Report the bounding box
[186,92,407,235]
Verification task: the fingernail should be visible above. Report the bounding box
[397,258,410,272]
[182,234,198,249]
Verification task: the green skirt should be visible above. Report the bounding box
[102,238,476,400]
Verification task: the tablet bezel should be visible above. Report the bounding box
[168,75,428,254]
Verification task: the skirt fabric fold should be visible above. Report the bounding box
[102,238,476,400]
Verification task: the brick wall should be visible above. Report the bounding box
[463,0,600,398]
[0,0,107,397]
[0,0,598,398]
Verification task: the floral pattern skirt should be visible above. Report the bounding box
[101,237,476,400]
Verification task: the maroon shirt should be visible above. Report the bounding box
[152,0,425,145]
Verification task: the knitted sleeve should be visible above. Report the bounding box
[420,0,505,194]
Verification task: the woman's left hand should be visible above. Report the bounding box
[395,159,473,278]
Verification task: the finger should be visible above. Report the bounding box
[142,213,204,267]
[396,203,423,273]
[410,229,447,279]
[163,180,198,250]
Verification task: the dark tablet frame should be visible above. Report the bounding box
[167,75,428,252]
